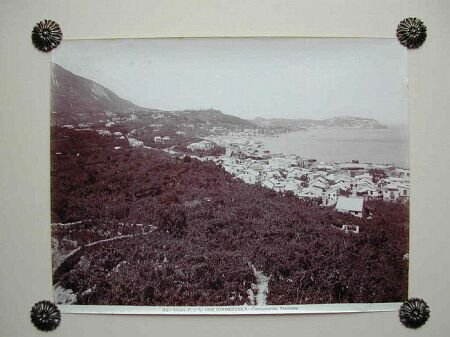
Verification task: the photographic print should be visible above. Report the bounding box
[50,38,409,312]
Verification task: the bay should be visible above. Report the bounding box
[254,127,409,168]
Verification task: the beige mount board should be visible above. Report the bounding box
[1,1,449,337]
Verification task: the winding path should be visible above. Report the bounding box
[53,225,157,271]
[250,265,270,306]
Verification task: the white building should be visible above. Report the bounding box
[283,180,301,194]
[309,177,328,191]
[382,183,410,202]
[335,197,364,218]
[287,168,306,179]
[298,186,323,200]
[397,184,410,202]
[261,178,284,192]
[187,140,214,151]
[334,174,352,184]
[128,138,144,147]
[262,169,282,181]
[325,189,338,206]
[357,185,380,199]
[330,181,352,192]
[237,169,260,184]
[382,183,400,202]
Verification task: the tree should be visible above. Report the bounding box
[160,204,187,238]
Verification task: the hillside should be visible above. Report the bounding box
[51,63,146,125]
[51,127,408,306]
[171,109,256,129]
[51,63,255,132]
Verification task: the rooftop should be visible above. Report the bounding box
[336,197,364,212]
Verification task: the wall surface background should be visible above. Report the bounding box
[1,1,449,336]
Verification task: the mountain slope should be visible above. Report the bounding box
[170,109,256,129]
[51,63,144,125]
[51,64,255,131]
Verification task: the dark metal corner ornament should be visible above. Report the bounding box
[399,298,430,329]
[397,18,427,49]
[31,20,62,52]
[30,300,61,331]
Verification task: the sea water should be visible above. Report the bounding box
[254,127,409,168]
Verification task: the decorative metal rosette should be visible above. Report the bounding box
[399,297,430,329]
[31,19,62,52]
[397,18,427,49]
[30,300,61,331]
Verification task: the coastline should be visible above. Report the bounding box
[251,127,409,169]
[205,130,410,205]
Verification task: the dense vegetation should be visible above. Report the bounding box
[51,127,408,306]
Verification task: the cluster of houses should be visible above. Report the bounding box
[205,135,410,218]
[92,122,410,219]
[94,128,145,148]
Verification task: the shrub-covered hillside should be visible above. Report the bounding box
[51,127,408,306]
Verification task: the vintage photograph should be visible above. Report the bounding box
[51,38,409,309]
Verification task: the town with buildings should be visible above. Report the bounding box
[188,133,410,219]
[63,114,410,221]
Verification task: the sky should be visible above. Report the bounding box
[53,38,408,125]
